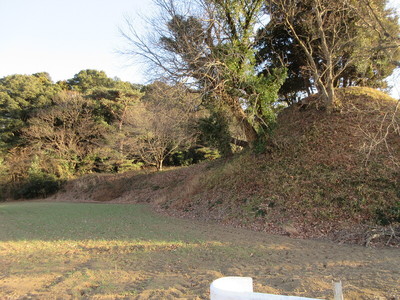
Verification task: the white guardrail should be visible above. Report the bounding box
[210,277,325,300]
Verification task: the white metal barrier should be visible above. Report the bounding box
[210,277,324,300]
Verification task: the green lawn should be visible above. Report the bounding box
[0,202,207,242]
[0,202,399,299]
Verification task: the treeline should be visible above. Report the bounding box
[1,0,399,199]
[0,70,225,199]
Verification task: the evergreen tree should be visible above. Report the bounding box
[0,73,60,149]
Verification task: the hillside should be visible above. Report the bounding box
[52,87,400,246]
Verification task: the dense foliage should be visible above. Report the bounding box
[0,72,61,149]
[0,70,211,199]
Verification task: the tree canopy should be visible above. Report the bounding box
[122,0,286,146]
[259,0,400,108]
[0,73,61,149]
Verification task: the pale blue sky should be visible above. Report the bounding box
[0,0,155,83]
[0,0,399,97]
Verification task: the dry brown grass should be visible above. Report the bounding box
[1,202,399,299]
[178,87,400,244]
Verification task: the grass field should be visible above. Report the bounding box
[0,202,399,299]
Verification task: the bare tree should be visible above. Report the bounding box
[267,0,358,111]
[125,82,199,170]
[23,91,106,176]
[267,0,400,111]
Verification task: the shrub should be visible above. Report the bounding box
[167,147,220,166]
[14,173,62,199]
[375,203,400,226]
[198,111,233,157]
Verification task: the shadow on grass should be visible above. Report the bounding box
[1,202,399,299]
[0,202,211,242]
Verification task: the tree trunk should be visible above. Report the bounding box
[240,117,259,145]
[156,159,163,171]
[315,1,335,112]
[222,93,259,145]
[118,105,127,154]
[315,80,335,113]
[326,80,335,113]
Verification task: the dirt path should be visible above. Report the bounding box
[0,202,399,299]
